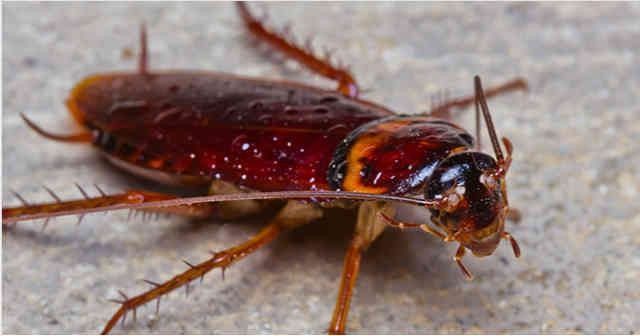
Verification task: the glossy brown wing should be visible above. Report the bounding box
[67,72,393,191]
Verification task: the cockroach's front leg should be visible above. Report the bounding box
[102,200,323,334]
[329,201,394,334]
[236,2,359,97]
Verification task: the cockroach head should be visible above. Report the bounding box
[420,76,520,266]
[424,148,514,257]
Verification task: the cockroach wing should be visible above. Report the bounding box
[67,72,392,190]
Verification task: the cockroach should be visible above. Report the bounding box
[3,3,527,334]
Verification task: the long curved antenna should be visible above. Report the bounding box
[138,23,148,75]
[475,86,482,151]
[474,75,504,163]
[3,190,433,225]
[21,113,93,143]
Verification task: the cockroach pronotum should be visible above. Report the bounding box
[3,3,528,334]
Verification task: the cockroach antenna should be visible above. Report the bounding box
[3,2,528,333]
[139,23,148,75]
[475,75,504,163]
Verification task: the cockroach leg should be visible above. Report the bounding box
[418,224,446,241]
[20,113,93,143]
[102,222,282,334]
[329,235,363,335]
[495,137,514,177]
[502,231,521,258]
[42,185,62,203]
[94,184,108,197]
[427,77,528,122]
[329,201,392,334]
[75,214,85,226]
[454,245,473,280]
[9,189,30,206]
[102,200,321,334]
[2,189,214,227]
[378,213,445,240]
[75,183,90,199]
[236,2,359,97]
[378,212,421,229]
[40,217,51,232]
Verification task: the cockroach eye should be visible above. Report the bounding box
[480,172,497,189]
[3,3,527,333]
[447,193,460,207]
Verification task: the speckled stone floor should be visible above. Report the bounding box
[3,2,639,334]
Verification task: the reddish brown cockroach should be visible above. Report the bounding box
[3,3,527,334]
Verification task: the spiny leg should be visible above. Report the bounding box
[102,222,279,334]
[328,201,394,334]
[2,188,215,227]
[236,2,359,97]
[102,200,322,334]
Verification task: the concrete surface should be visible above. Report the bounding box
[3,2,639,334]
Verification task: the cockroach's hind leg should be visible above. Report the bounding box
[236,2,359,97]
[329,201,393,334]
[101,200,322,334]
[20,113,93,143]
[2,188,214,227]
[426,77,528,122]
[102,222,281,334]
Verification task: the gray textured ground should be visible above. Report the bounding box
[3,2,639,334]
